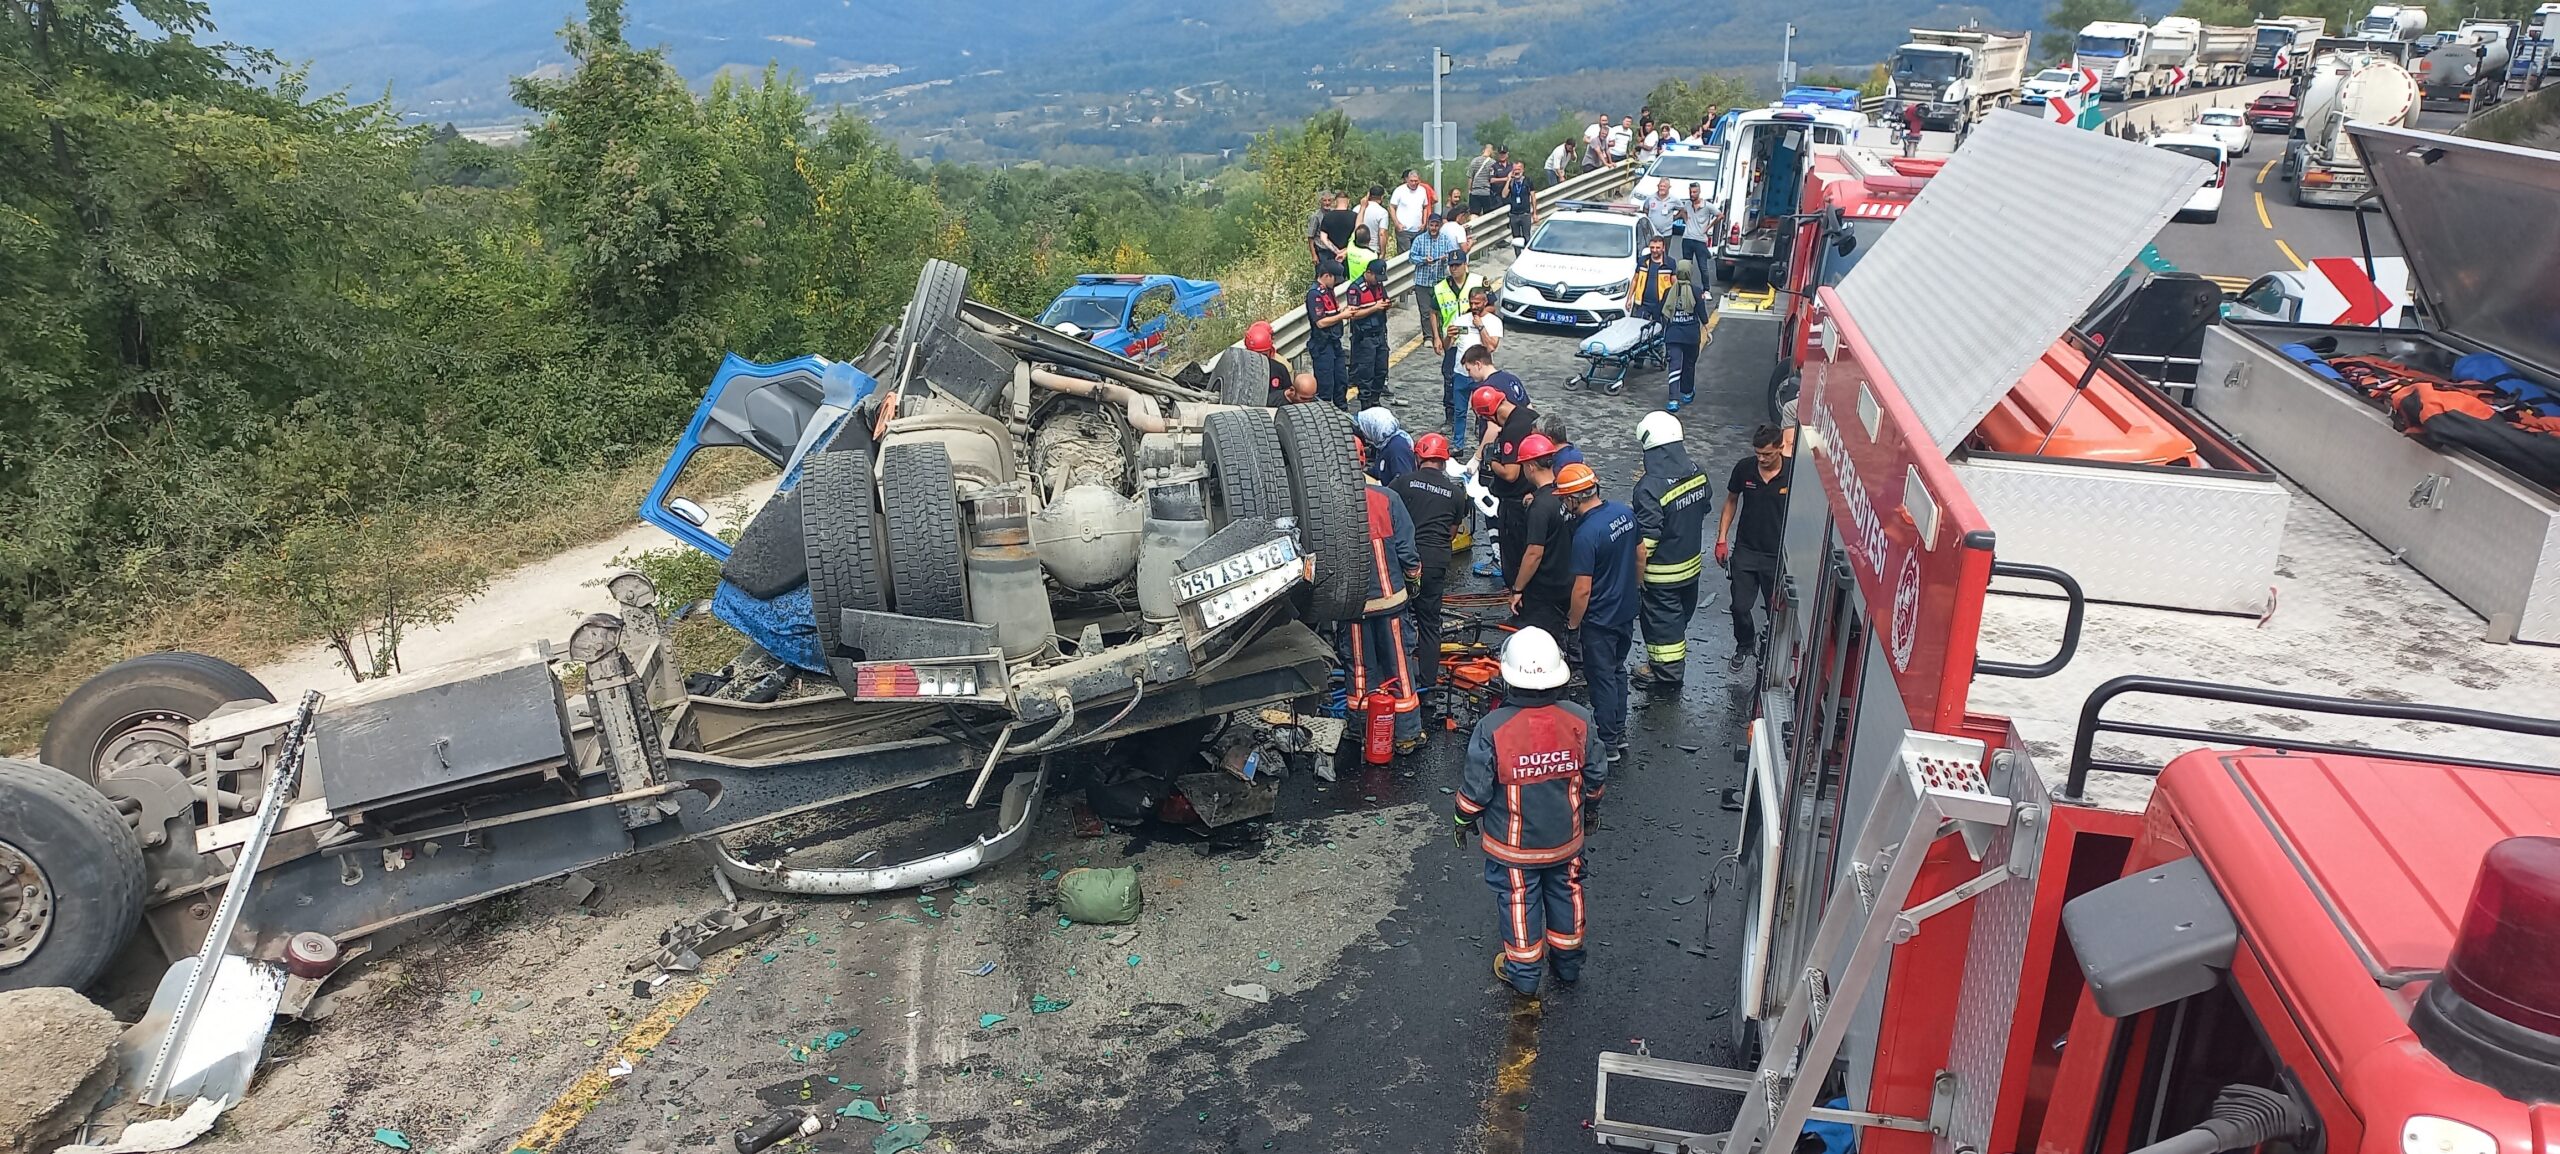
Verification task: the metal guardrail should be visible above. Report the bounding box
[1260,158,1641,363]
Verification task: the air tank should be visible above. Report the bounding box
[1029,482,1145,590]
[1134,472,1213,628]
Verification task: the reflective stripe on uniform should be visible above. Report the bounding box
[1506,868,1544,962]
[1643,556,1703,584]
[1481,831,1585,866]
[1645,638,1688,662]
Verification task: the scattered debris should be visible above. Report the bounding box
[1264,960,1285,972]
[874,1121,932,1154]
[631,972,672,999]
[732,1110,819,1153]
[1126,954,1144,968]
[965,961,998,977]
[0,986,120,1154]
[1056,866,1144,925]
[562,872,603,907]
[633,902,785,976]
[372,1129,412,1150]
[1029,994,1072,1014]
[822,1029,857,1050]
[837,1099,889,1122]
[52,1096,226,1154]
[1223,983,1271,1004]
[1102,930,1141,948]
[978,1013,1008,1029]
[607,1058,634,1080]
[1672,894,1697,906]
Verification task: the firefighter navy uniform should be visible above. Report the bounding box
[1631,436,1712,686]
[1457,677,1607,994]
[1346,478,1425,750]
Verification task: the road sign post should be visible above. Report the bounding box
[1431,48,1454,197]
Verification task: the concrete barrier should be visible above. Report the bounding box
[2101,80,2287,138]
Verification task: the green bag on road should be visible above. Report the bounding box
[1057,866,1143,925]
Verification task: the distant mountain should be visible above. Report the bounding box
[207,0,2051,161]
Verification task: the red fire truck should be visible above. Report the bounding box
[1594,115,2560,1154]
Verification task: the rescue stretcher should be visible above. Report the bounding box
[1566,316,1664,395]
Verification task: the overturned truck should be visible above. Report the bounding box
[1,260,1353,995]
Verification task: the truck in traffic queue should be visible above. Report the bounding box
[2075,18,2199,99]
[2415,20,2518,112]
[2249,16,2327,78]
[1884,27,2032,131]
[2292,47,2419,206]
[2190,21,2257,87]
[1589,111,2560,1154]
[2360,3,2431,42]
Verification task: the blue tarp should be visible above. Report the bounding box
[713,580,826,672]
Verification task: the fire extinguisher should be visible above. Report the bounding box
[1363,680,1401,765]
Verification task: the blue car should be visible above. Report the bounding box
[1035,273,1221,362]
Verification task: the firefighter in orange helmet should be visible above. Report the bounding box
[1455,627,1606,995]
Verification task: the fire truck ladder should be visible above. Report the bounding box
[1591,732,2025,1154]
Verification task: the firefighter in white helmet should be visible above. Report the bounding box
[1453,626,1607,996]
[1629,410,1712,690]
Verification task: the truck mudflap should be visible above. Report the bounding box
[708,762,1050,895]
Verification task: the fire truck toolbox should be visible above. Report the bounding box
[2198,124,2560,642]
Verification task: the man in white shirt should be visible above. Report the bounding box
[1440,206,1470,251]
[1641,177,1679,252]
[1582,114,1609,168]
[1607,116,1634,160]
[1545,139,1571,184]
[1358,184,1394,256]
[1390,169,1434,251]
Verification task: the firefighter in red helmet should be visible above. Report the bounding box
[1344,436,1425,758]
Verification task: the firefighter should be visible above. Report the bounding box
[1506,433,1574,641]
[1244,321,1291,406]
[1389,433,1466,700]
[1559,461,1637,764]
[1347,445,1426,755]
[1473,383,1542,585]
[1454,626,1607,996]
[1629,412,1711,690]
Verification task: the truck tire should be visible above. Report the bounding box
[880,441,968,622]
[719,488,810,600]
[1767,361,1800,427]
[1201,408,1289,525]
[1212,347,1272,407]
[0,758,147,993]
[799,448,889,657]
[900,260,970,365]
[42,652,273,787]
[1272,403,1370,626]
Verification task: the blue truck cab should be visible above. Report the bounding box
[1034,274,1221,362]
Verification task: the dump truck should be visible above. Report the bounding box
[2192,22,2256,86]
[1884,26,2032,130]
[2248,15,2325,77]
[0,258,1359,996]
[2077,19,2193,99]
[1589,111,2560,1154]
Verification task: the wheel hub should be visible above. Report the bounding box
[0,840,55,968]
[98,712,194,781]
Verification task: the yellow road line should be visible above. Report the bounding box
[509,955,738,1150]
[2273,237,2306,271]
[2256,159,2275,186]
[1480,994,1544,1154]
[2254,192,2272,230]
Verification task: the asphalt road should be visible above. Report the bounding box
[2143,107,2466,293]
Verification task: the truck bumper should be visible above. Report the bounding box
[2294,176,2371,208]
[709,761,1050,894]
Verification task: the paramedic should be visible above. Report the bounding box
[1454,626,1605,997]
[1628,237,1693,409]
[1389,433,1466,697]
[1716,425,1792,672]
[1629,412,1710,689]
[1560,462,1637,764]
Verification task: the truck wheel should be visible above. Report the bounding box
[1272,403,1369,626]
[719,489,811,600]
[880,441,969,622]
[1767,362,1801,427]
[1201,409,1289,525]
[799,449,890,657]
[0,758,147,993]
[1212,347,1272,407]
[899,260,970,364]
[42,652,273,788]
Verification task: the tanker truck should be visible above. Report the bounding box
[1884,26,2032,129]
[2359,4,2429,42]
[2249,16,2325,78]
[2293,50,2418,207]
[2416,19,2517,111]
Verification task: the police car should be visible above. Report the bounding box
[1035,273,1222,362]
[1497,202,1644,329]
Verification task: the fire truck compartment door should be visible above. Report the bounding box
[2350,123,2560,380]
[1832,112,2210,451]
[2060,855,2239,1018]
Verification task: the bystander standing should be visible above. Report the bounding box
[1391,170,1434,252]
[1466,143,1499,216]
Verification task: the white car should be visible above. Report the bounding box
[2192,108,2252,157]
[2019,68,2076,105]
[2149,133,2229,223]
[1498,205,1642,329]
[1622,143,1724,208]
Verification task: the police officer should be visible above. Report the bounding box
[1560,462,1637,764]
[1389,433,1466,697]
[1305,261,1350,409]
[1455,627,1606,997]
[1349,459,1426,754]
[1629,412,1711,691]
[1507,433,1574,640]
[1344,261,1393,405]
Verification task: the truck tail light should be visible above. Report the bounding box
[1728,223,1743,245]
[849,662,980,698]
[2410,835,2560,1099]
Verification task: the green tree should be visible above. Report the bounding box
[1643,73,1758,135]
